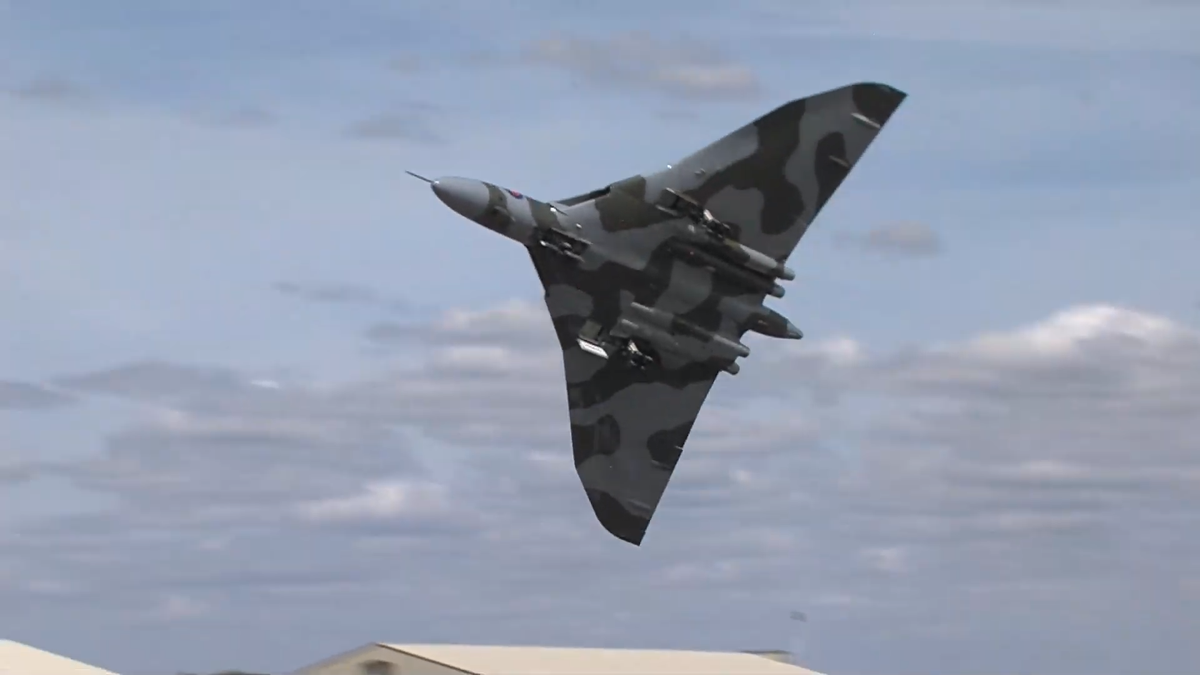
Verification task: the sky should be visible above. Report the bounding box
[1,1,1199,674]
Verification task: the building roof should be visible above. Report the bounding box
[380,643,821,675]
[743,649,797,663]
[0,640,120,675]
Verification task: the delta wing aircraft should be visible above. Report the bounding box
[413,81,907,546]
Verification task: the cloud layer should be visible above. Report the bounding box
[520,32,761,101]
[833,222,943,257]
[3,3,1198,674]
[6,297,1198,674]
[0,381,77,410]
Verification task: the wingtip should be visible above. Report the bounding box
[586,489,650,546]
[602,516,647,547]
[857,81,908,99]
[617,533,645,547]
[850,82,908,126]
[622,529,646,546]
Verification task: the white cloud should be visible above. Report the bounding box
[758,1,1200,55]
[833,222,943,257]
[0,380,76,409]
[8,76,93,105]
[520,32,762,100]
[144,593,209,621]
[345,110,444,144]
[964,304,1185,358]
[438,299,548,337]
[272,280,411,312]
[860,546,909,574]
[6,297,1200,673]
[297,480,451,523]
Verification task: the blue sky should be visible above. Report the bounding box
[1,2,1199,675]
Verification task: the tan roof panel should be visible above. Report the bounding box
[0,640,120,675]
[383,643,821,675]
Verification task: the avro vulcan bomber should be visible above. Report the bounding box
[413,82,907,546]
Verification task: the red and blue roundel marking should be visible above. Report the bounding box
[507,189,524,199]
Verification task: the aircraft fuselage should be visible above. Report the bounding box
[427,175,804,361]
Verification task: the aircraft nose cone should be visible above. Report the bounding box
[431,177,490,220]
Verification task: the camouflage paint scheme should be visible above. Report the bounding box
[420,82,907,545]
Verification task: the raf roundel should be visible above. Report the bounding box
[507,188,524,199]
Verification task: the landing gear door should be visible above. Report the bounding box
[575,319,610,360]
